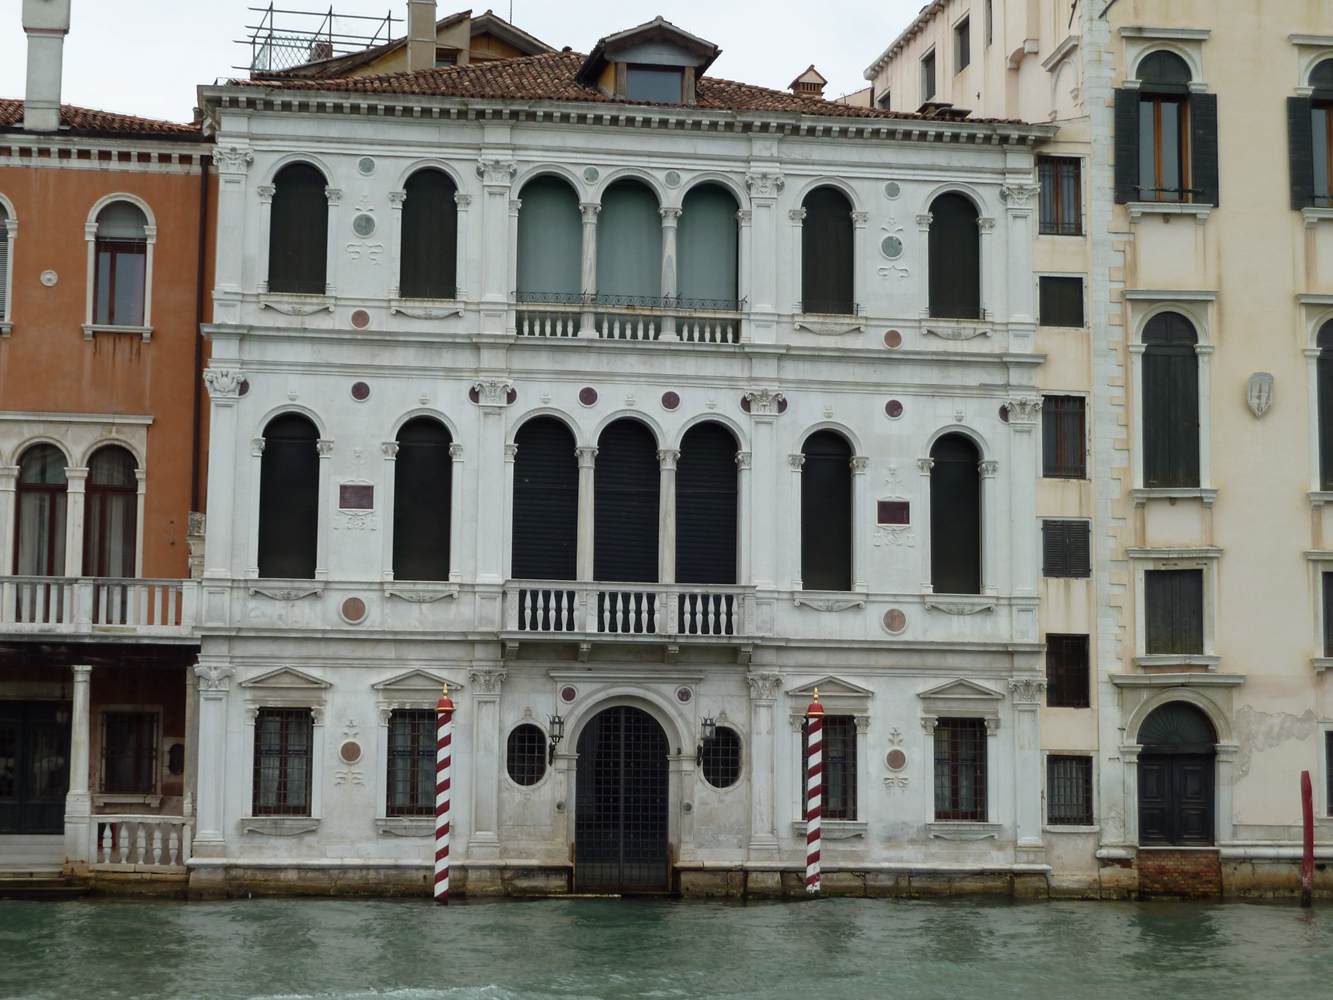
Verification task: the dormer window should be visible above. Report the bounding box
[627,65,684,103]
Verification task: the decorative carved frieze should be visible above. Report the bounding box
[744,389,786,416]
[745,672,783,700]
[922,324,990,341]
[745,172,785,197]
[468,668,508,695]
[215,146,254,173]
[793,596,866,612]
[475,159,518,185]
[1007,677,1047,705]
[249,587,321,602]
[203,368,244,398]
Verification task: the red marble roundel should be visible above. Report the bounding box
[351,381,371,401]
[661,391,680,411]
[339,740,363,764]
[578,386,599,407]
[350,309,371,330]
[884,608,907,634]
[468,386,480,403]
[885,400,904,419]
[883,329,903,349]
[560,685,578,703]
[341,597,367,624]
[886,748,908,771]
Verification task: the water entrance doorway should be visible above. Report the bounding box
[574,706,669,892]
[0,701,70,834]
[1137,701,1216,846]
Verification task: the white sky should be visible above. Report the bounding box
[0,1,924,124]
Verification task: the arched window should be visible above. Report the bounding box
[676,422,738,586]
[928,193,981,319]
[516,176,582,303]
[597,180,661,304]
[1142,312,1200,488]
[94,201,148,326]
[1136,52,1192,204]
[930,434,982,594]
[268,163,328,294]
[257,414,319,579]
[512,417,578,580]
[84,446,138,579]
[0,202,12,323]
[15,445,67,576]
[595,419,660,583]
[801,430,852,592]
[399,169,458,299]
[506,724,547,786]
[801,186,853,315]
[1319,321,1333,489]
[393,418,452,581]
[1306,59,1333,208]
[678,184,739,309]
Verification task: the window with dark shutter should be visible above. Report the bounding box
[1324,572,1333,658]
[801,187,854,315]
[676,422,738,585]
[1114,88,1141,204]
[954,17,970,72]
[257,414,320,579]
[1327,731,1333,817]
[1123,51,1216,206]
[594,419,660,583]
[1189,92,1219,206]
[1142,311,1200,488]
[1039,276,1084,327]
[512,417,578,581]
[268,163,328,294]
[934,718,987,821]
[930,434,981,594]
[1038,157,1082,235]
[922,50,937,102]
[1318,323,1333,489]
[928,193,981,319]
[1047,755,1093,825]
[1042,520,1091,579]
[101,712,157,794]
[1046,634,1090,708]
[800,430,852,591]
[399,169,457,299]
[1290,96,1318,210]
[1144,568,1205,655]
[1042,395,1086,479]
[392,418,451,581]
[1311,60,1333,208]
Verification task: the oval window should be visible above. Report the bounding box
[700,726,742,789]
[506,723,547,786]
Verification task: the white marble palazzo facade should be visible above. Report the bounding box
[193,82,1057,890]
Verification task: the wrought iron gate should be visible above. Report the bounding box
[574,706,669,892]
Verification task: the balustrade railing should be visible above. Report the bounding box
[513,292,742,344]
[1,577,197,636]
[91,815,191,869]
[507,582,750,638]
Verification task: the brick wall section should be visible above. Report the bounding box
[1137,849,1223,898]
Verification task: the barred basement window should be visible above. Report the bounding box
[1047,755,1093,826]
[1046,634,1090,709]
[506,724,547,786]
[1042,395,1086,479]
[1039,276,1084,327]
[386,709,434,817]
[804,715,857,820]
[252,708,313,816]
[1144,569,1204,655]
[1042,520,1091,578]
[934,717,987,821]
[700,726,741,789]
[101,711,157,794]
[1038,157,1082,235]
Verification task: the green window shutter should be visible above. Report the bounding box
[1289,96,1316,210]
[1189,93,1220,206]
[1114,89,1141,204]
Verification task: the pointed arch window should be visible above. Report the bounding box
[594,419,660,583]
[511,417,578,581]
[928,193,981,319]
[930,434,982,594]
[515,176,582,303]
[801,187,854,316]
[258,414,320,579]
[93,202,148,326]
[399,169,458,299]
[801,430,852,591]
[15,445,67,577]
[84,445,138,579]
[393,418,452,581]
[268,163,329,294]
[1142,312,1200,488]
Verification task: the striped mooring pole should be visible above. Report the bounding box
[805,687,824,895]
[434,684,455,905]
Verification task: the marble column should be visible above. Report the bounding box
[735,451,752,587]
[472,384,511,585]
[1009,677,1046,861]
[467,667,507,859]
[787,453,805,589]
[380,442,399,581]
[659,207,681,341]
[453,442,468,583]
[1005,397,1042,598]
[192,659,234,856]
[850,456,869,591]
[63,467,88,577]
[0,464,17,578]
[201,369,244,582]
[979,459,1000,596]
[314,440,333,580]
[576,446,598,581]
[658,449,679,584]
[476,159,515,333]
[578,202,600,337]
[62,664,92,873]
[746,672,782,860]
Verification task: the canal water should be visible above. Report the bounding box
[1,897,1330,1000]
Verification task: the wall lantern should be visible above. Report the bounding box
[695,715,717,766]
[547,714,566,764]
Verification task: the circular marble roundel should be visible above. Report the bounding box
[664,170,681,188]
[885,400,904,419]
[675,686,693,704]
[351,381,371,401]
[884,181,901,200]
[886,748,908,771]
[350,310,371,330]
[357,156,376,176]
[883,608,907,634]
[661,391,680,411]
[40,269,59,287]
[880,235,904,260]
[583,166,600,182]
[578,386,599,407]
[340,740,363,764]
[352,213,376,238]
[999,404,1010,423]
[340,597,367,624]
[560,685,578,703]
[883,329,903,349]
[238,379,250,397]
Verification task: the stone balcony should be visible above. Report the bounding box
[1,576,198,642]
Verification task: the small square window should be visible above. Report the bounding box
[1039,276,1085,327]
[1046,634,1090,708]
[626,65,684,104]
[877,90,892,110]
[955,18,971,73]
[101,712,157,794]
[1042,395,1087,479]
[1047,755,1093,825]
[1144,569,1204,655]
[922,51,937,102]
[1042,520,1091,578]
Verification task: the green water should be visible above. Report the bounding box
[1,897,1330,1000]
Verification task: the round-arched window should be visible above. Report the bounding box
[700,726,742,789]
[506,723,547,786]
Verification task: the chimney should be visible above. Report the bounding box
[406,0,438,72]
[22,0,71,132]
[789,65,829,100]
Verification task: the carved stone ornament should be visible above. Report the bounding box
[249,587,321,602]
[746,672,783,700]
[194,662,235,692]
[203,368,244,398]
[1247,372,1274,418]
[873,525,915,548]
[471,380,516,407]
[924,599,996,615]
[793,596,867,612]
[1004,396,1043,424]
[468,668,508,694]
[261,299,333,316]
[1007,677,1047,704]
[923,325,990,341]
[795,317,865,336]
[391,303,464,320]
[475,159,518,185]
[745,172,785,197]
[334,510,377,532]
[385,588,459,604]
[1000,183,1040,207]
[979,460,999,478]
[743,389,786,416]
[215,146,254,173]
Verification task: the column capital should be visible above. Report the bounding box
[736,209,753,226]
[917,457,934,475]
[1007,676,1046,705]
[850,210,869,228]
[508,197,522,216]
[256,185,275,204]
[787,453,806,471]
[745,172,785,199]
[735,450,752,471]
[203,367,245,399]
[316,439,334,458]
[455,192,473,209]
[657,448,680,470]
[388,189,407,207]
[324,187,343,205]
[977,216,996,233]
[72,663,93,679]
[915,212,933,231]
[579,202,602,223]
[0,465,18,487]
[468,667,508,695]
[1000,183,1040,209]
[251,437,266,457]
[450,442,465,460]
[659,206,682,225]
[850,455,869,474]
[471,379,516,409]
[381,441,399,459]
[215,145,254,174]
[503,443,517,462]
[979,459,999,478]
[745,672,783,701]
[576,445,599,468]
[194,660,234,692]
[475,158,518,186]
[1004,395,1043,427]
[787,207,807,225]
[64,467,89,489]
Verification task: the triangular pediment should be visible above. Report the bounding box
[917,678,1004,703]
[786,675,875,700]
[240,666,330,690]
[372,668,462,693]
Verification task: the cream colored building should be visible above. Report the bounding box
[867,0,1333,897]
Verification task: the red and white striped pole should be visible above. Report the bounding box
[805,687,824,895]
[434,684,455,905]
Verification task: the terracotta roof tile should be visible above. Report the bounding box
[241,51,1023,124]
[0,99,205,140]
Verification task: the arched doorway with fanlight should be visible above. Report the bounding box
[573,705,671,893]
[1136,701,1217,846]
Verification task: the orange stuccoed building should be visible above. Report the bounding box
[0,0,215,884]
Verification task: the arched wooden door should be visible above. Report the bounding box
[574,706,670,892]
[1137,701,1216,846]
